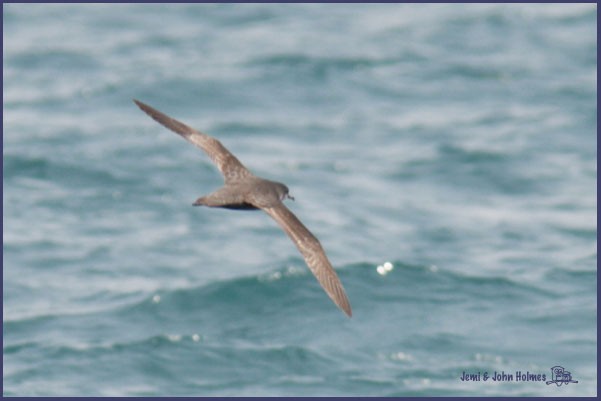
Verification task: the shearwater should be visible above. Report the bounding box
[134,100,352,317]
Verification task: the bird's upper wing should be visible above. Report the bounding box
[134,99,253,183]
[262,203,352,317]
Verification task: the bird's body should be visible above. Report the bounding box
[194,177,289,210]
[134,99,352,317]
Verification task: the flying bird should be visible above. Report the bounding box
[134,99,352,317]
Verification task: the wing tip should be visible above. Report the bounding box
[328,285,352,318]
[133,98,151,114]
[338,298,352,318]
[343,306,353,318]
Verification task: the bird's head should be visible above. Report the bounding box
[274,182,294,202]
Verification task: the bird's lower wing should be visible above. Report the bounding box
[262,203,352,317]
[134,99,252,183]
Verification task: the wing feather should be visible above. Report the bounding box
[133,99,252,183]
[263,203,352,317]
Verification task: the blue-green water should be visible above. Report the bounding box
[3,3,597,396]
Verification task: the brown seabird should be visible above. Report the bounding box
[134,99,352,317]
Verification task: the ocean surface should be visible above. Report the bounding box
[3,3,597,397]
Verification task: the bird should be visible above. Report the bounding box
[133,99,352,317]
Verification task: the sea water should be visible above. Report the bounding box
[3,3,596,396]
